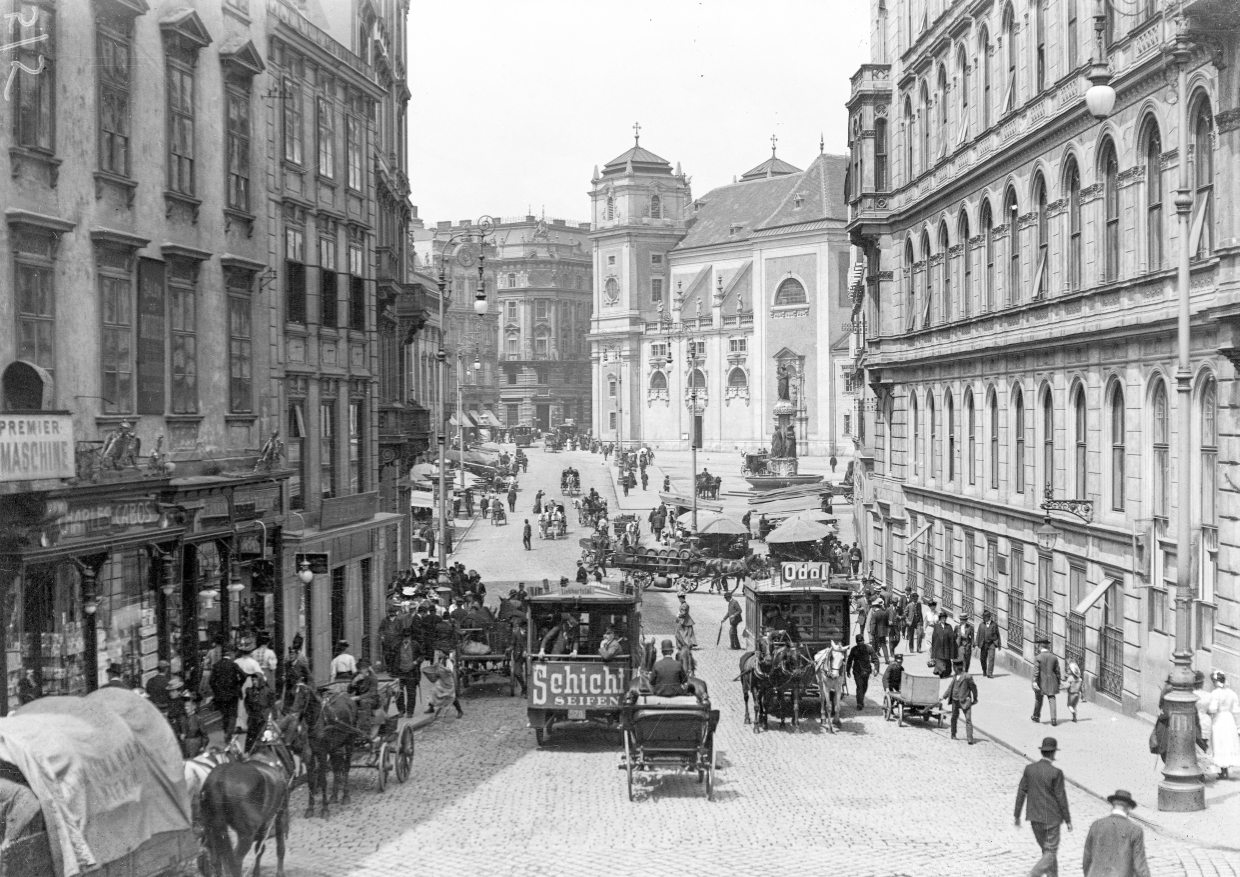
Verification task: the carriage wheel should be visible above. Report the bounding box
[396,727,414,783]
[792,689,800,728]
[377,742,390,792]
[705,738,716,801]
[896,702,905,727]
[624,734,637,801]
[883,695,893,721]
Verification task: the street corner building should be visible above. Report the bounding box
[587,133,856,456]
[842,0,1239,716]
[0,0,419,708]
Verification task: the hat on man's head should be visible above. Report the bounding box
[1035,637,1051,646]
[167,676,185,691]
[1039,736,1059,753]
[952,659,964,668]
[938,609,949,617]
[157,659,170,671]
[1106,789,1138,810]
[336,639,349,649]
[894,654,904,661]
[982,610,993,618]
[660,639,674,654]
[107,663,123,677]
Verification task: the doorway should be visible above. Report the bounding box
[330,566,346,651]
[536,404,550,431]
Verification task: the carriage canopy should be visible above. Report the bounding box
[743,575,852,653]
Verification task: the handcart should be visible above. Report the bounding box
[883,672,945,728]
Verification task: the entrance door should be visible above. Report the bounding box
[536,404,550,431]
[693,414,703,449]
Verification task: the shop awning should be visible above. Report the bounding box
[450,413,480,427]
[1073,578,1114,615]
[410,491,437,509]
[478,409,503,427]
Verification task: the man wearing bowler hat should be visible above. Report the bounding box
[1015,736,1072,877]
[1082,789,1149,877]
[975,609,1002,678]
[1032,638,1062,726]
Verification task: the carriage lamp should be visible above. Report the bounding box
[297,559,315,585]
[161,581,176,597]
[1036,487,1095,550]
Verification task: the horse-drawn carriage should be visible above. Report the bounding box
[459,621,525,697]
[741,568,852,731]
[620,693,719,801]
[312,674,414,795]
[512,426,535,448]
[695,472,722,499]
[526,585,643,746]
[740,450,770,477]
[560,467,581,495]
[0,689,199,877]
[611,544,765,594]
[579,494,609,528]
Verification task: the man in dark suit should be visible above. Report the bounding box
[101,662,130,690]
[943,658,979,744]
[722,590,743,650]
[845,634,879,710]
[1014,736,1072,877]
[954,613,976,673]
[649,640,688,696]
[975,610,1002,678]
[1082,789,1150,877]
[1032,639,1062,726]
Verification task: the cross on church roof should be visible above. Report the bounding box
[771,134,778,156]
[633,122,641,145]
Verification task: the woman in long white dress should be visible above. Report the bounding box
[1209,671,1240,778]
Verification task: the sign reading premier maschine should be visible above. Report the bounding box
[0,414,75,482]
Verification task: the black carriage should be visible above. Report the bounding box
[512,426,535,448]
[333,674,415,792]
[620,693,719,801]
[743,568,852,726]
[526,585,643,746]
[741,450,770,476]
[459,621,525,697]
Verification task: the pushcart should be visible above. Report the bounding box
[883,673,945,727]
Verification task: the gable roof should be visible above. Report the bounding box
[756,153,849,231]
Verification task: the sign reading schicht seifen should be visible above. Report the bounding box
[780,562,830,583]
[0,414,74,482]
[528,661,629,709]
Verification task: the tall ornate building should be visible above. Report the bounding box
[589,135,852,454]
[845,0,1238,714]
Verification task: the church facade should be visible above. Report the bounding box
[589,136,853,457]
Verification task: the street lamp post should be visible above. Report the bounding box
[660,301,702,535]
[1082,2,1205,811]
[435,217,494,585]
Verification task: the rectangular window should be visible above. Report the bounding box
[506,403,519,423]
[1035,553,1054,643]
[100,257,134,414]
[608,380,616,398]
[225,84,251,211]
[506,369,517,385]
[1015,399,1026,494]
[13,3,54,151]
[651,253,663,265]
[651,343,667,359]
[316,96,335,179]
[1067,0,1079,71]
[608,411,616,430]
[287,404,305,503]
[346,115,363,190]
[283,78,303,164]
[320,236,337,327]
[651,278,663,303]
[963,530,976,614]
[14,230,55,377]
[286,228,306,323]
[729,338,747,353]
[98,20,131,175]
[536,299,548,319]
[226,272,252,413]
[166,61,195,195]
[320,400,336,498]
[506,301,518,322]
[167,260,198,414]
[349,255,365,331]
[349,399,364,493]
[1008,543,1025,651]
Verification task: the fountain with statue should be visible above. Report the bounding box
[743,362,825,491]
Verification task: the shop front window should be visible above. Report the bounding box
[9,564,86,709]
[94,548,156,687]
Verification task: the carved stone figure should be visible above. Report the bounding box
[770,427,785,458]
[776,362,792,401]
[784,423,797,458]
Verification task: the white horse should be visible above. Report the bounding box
[813,642,848,733]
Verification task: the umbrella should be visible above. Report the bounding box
[696,516,750,536]
[765,518,834,543]
[676,509,730,527]
[777,510,837,527]
[410,463,440,481]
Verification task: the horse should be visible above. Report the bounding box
[199,719,298,877]
[738,633,800,732]
[703,555,766,592]
[289,682,359,819]
[813,641,849,733]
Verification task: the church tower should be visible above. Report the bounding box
[588,126,691,445]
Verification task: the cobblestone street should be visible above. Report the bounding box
[277,448,1238,877]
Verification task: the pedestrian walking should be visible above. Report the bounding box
[208,647,244,739]
[1208,671,1240,778]
[905,595,925,652]
[722,589,742,650]
[640,469,649,491]
[975,610,1002,677]
[662,475,671,492]
[930,609,955,677]
[1082,790,1150,877]
[621,472,631,497]
[869,599,890,663]
[848,542,862,576]
[886,601,901,656]
[507,486,517,513]
[523,519,532,550]
[844,633,879,710]
[1065,660,1084,723]
[676,598,698,650]
[1014,736,1072,877]
[1032,639,1062,726]
[955,612,976,673]
[943,658,978,744]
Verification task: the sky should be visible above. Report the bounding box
[407,0,871,225]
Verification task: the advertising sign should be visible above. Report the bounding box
[780,562,831,584]
[0,413,74,482]
[528,661,629,710]
[58,497,160,540]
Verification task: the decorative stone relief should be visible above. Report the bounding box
[647,388,669,405]
[288,337,306,363]
[772,307,810,320]
[725,386,750,406]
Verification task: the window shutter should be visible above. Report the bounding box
[956,114,970,147]
[1189,190,1211,255]
[1031,250,1047,299]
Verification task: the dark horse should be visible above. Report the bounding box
[200,718,298,877]
[290,681,360,819]
[738,633,800,731]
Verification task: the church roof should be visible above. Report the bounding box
[601,144,673,177]
[739,155,802,181]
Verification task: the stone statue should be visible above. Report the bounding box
[776,362,792,401]
[784,423,797,458]
[770,427,785,458]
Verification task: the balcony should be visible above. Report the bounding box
[848,64,892,103]
[375,246,400,283]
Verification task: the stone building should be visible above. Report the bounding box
[589,135,852,455]
[844,0,1239,714]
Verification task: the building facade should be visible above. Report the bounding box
[589,137,853,455]
[845,0,1239,714]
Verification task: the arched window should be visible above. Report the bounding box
[1002,4,1017,112]
[1101,140,1120,281]
[1032,173,1048,298]
[929,390,939,478]
[1067,0,1079,70]
[905,238,916,331]
[1041,386,1054,493]
[605,195,615,220]
[937,65,949,157]
[1192,98,1214,257]
[1152,378,1168,519]
[1005,188,1020,304]
[649,194,662,219]
[979,27,992,130]
[921,230,932,327]
[1143,121,1163,269]
[1013,385,1026,494]
[958,210,972,318]
[988,387,999,489]
[965,388,976,485]
[874,119,888,190]
[1036,0,1048,92]
[727,367,747,388]
[957,49,970,141]
[911,390,921,476]
[1073,384,1087,497]
[688,368,706,389]
[774,277,807,306]
[904,97,915,179]
[1064,157,1082,291]
[1109,382,1125,511]
[980,199,995,310]
[920,81,932,169]
[939,221,951,322]
[945,388,956,482]
[649,370,667,390]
